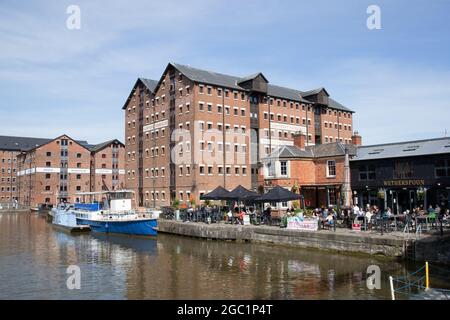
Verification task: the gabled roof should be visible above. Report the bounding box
[0,135,88,152]
[88,139,124,153]
[265,142,356,160]
[21,134,90,153]
[140,78,158,93]
[151,62,351,111]
[237,72,268,84]
[121,78,158,110]
[301,87,329,97]
[352,137,450,162]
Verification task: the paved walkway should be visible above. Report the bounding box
[167,219,447,241]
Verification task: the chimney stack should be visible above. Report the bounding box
[293,133,307,150]
[352,131,362,146]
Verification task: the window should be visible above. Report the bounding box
[46,152,51,157]
[327,160,336,177]
[45,186,51,191]
[199,165,205,175]
[208,166,213,175]
[359,165,376,181]
[199,85,204,94]
[199,102,204,111]
[217,88,222,97]
[46,162,51,167]
[207,87,212,95]
[45,174,51,179]
[280,161,287,176]
[435,159,450,178]
[76,174,81,179]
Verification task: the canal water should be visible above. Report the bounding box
[0,211,447,300]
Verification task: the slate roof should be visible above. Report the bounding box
[265,142,357,160]
[88,139,124,153]
[0,136,52,152]
[121,78,159,110]
[0,135,88,152]
[140,78,158,93]
[351,137,450,162]
[169,63,352,111]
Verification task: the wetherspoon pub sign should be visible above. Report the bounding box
[383,161,425,187]
[383,179,425,187]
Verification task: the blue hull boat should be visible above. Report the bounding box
[72,190,159,237]
[76,218,157,236]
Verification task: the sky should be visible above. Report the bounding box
[0,0,449,145]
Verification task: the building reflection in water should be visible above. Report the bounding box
[0,212,415,300]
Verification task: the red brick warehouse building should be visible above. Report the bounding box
[262,133,361,210]
[123,63,356,208]
[13,134,125,208]
[0,136,51,204]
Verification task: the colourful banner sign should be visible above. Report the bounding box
[287,217,319,231]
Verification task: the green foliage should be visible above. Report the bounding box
[172,198,180,209]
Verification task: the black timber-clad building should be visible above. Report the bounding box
[350,137,450,213]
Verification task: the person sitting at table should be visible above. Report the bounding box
[428,205,435,214]
[323,212,334,229]
[443,209,450,226]
[386,207,394,217]
[435,205,441,216]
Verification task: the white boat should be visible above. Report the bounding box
[51,203,90,232]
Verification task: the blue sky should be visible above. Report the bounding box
[0,0,449,145]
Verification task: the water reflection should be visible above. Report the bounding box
[0,211,435,300]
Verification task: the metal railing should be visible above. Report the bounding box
[0,202,29,210]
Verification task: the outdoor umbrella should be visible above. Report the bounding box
[254,185,301,203]
[228,185,260,202]
[200,186,232,200]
